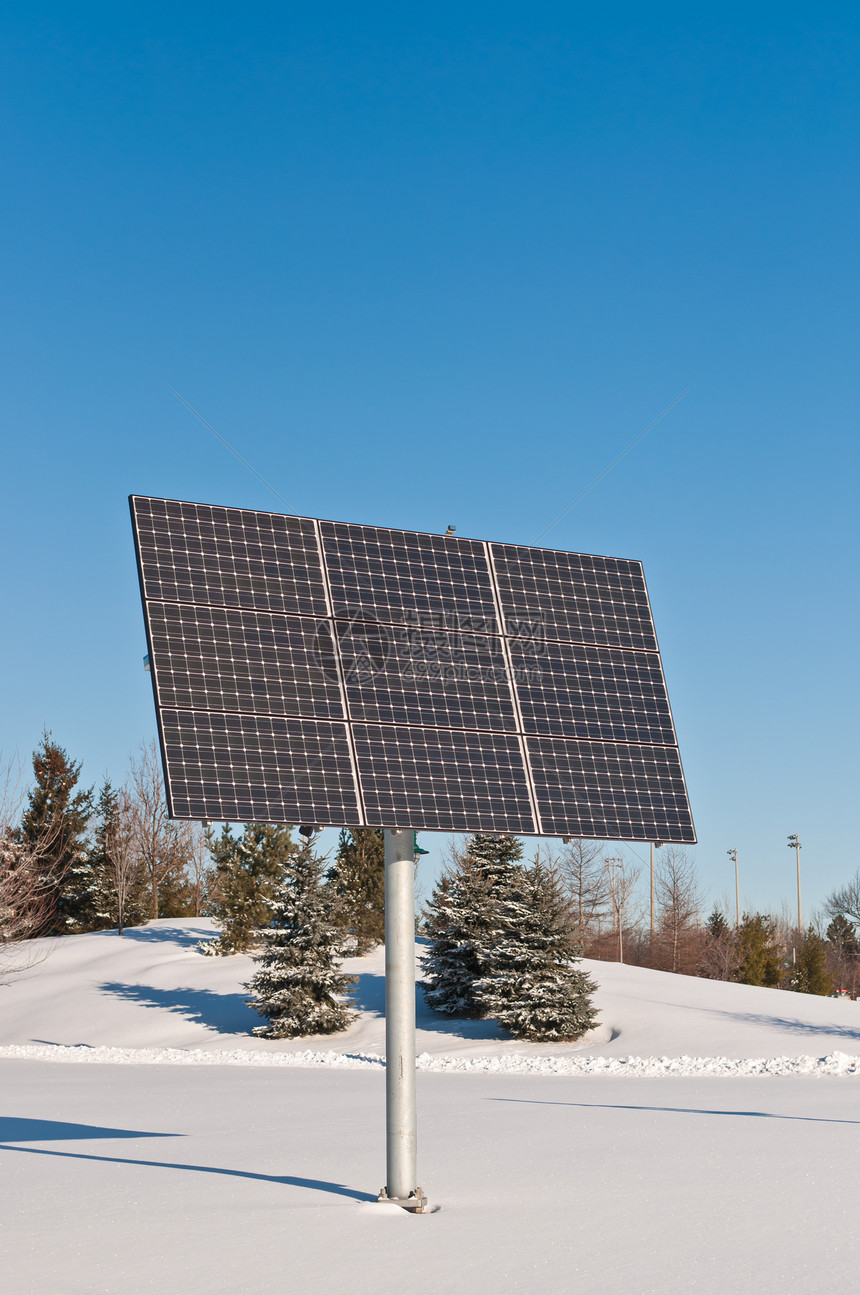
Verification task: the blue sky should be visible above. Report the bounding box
[1,4,857,917]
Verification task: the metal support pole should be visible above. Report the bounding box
[378,828,426,1211]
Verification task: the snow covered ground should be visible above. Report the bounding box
[2,919,860,1293]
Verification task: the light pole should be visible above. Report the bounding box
[727,848,739,927]
[605,857,624,962]
[788,834,802,933]
[650,842,662,947]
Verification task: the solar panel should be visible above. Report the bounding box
[509,638,676,745]
[147,603,344,720]
[526,736,693,840]
[131,496,695,841]
[352,723,535,834]
[160,710,360,825]
[490,543,657,650]
[321,521,498,632]
[337,619,516,733]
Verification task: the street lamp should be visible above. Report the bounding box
[788,834,802,932]
[727,848,739,927]
[605,856,624,963]
[650,842,663,948]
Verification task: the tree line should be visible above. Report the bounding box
[1,733,214,947]
[4,731,857,1017]
[554,838,859,998]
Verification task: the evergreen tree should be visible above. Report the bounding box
[246,834,357,1037]
[473,861,598,1042]
[327,828,385,953]
[789,927,834,996]
[734,913,784,987]
[19,731,93,934]
[422,833,525,1017]
[700,905,741,980]
[706,907,730,940]
[422,869,482,1015]
[203,823,293,954]
[156,840,197,918]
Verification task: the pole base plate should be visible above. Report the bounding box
[377,1186,428,1213]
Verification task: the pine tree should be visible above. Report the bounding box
[246,835,357,1037]
[700,905,741,980]
[422,870,482,1015]
[473,861,598,1042]
[706,907,730,940]
[789,927,834,996]
[156,839,197,918]
[734,913,784,988]
[203,823,293,954]
[422,834,525,1017]
[327,828,385,953]
[19,731,93,935]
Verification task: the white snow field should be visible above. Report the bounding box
[2,919,860,1294]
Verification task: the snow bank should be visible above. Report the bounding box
[2,1041,860,1076]
[3,919,859,1066]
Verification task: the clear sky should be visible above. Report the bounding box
[1,4,857,919]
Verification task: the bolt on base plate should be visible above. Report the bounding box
[377,1186,428,1213]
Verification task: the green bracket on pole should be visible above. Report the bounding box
[413,832,429,860]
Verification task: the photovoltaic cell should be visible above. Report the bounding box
[131,495,695,841]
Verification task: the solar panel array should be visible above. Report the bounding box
[131,496,695,841]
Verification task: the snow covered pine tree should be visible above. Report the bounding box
[422,833,526,1017]
[473,861,598,1042]
[246,833,357,1038]
[424,834,598,1041]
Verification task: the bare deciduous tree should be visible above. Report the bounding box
[654,846,702,973]
[0,757,60,980]
[559,838,610,947]
[128,740,190,920]
[825,871,860,926]
[186,823,215,917]
[103,788,141,936]
[605,856,641,964]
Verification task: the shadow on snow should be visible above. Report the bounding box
[0,1117,179,1142]
[491,1098,860,1124]
[350,971,512,1042]
[98,982,259,1034]
[0,1144,375,1201]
